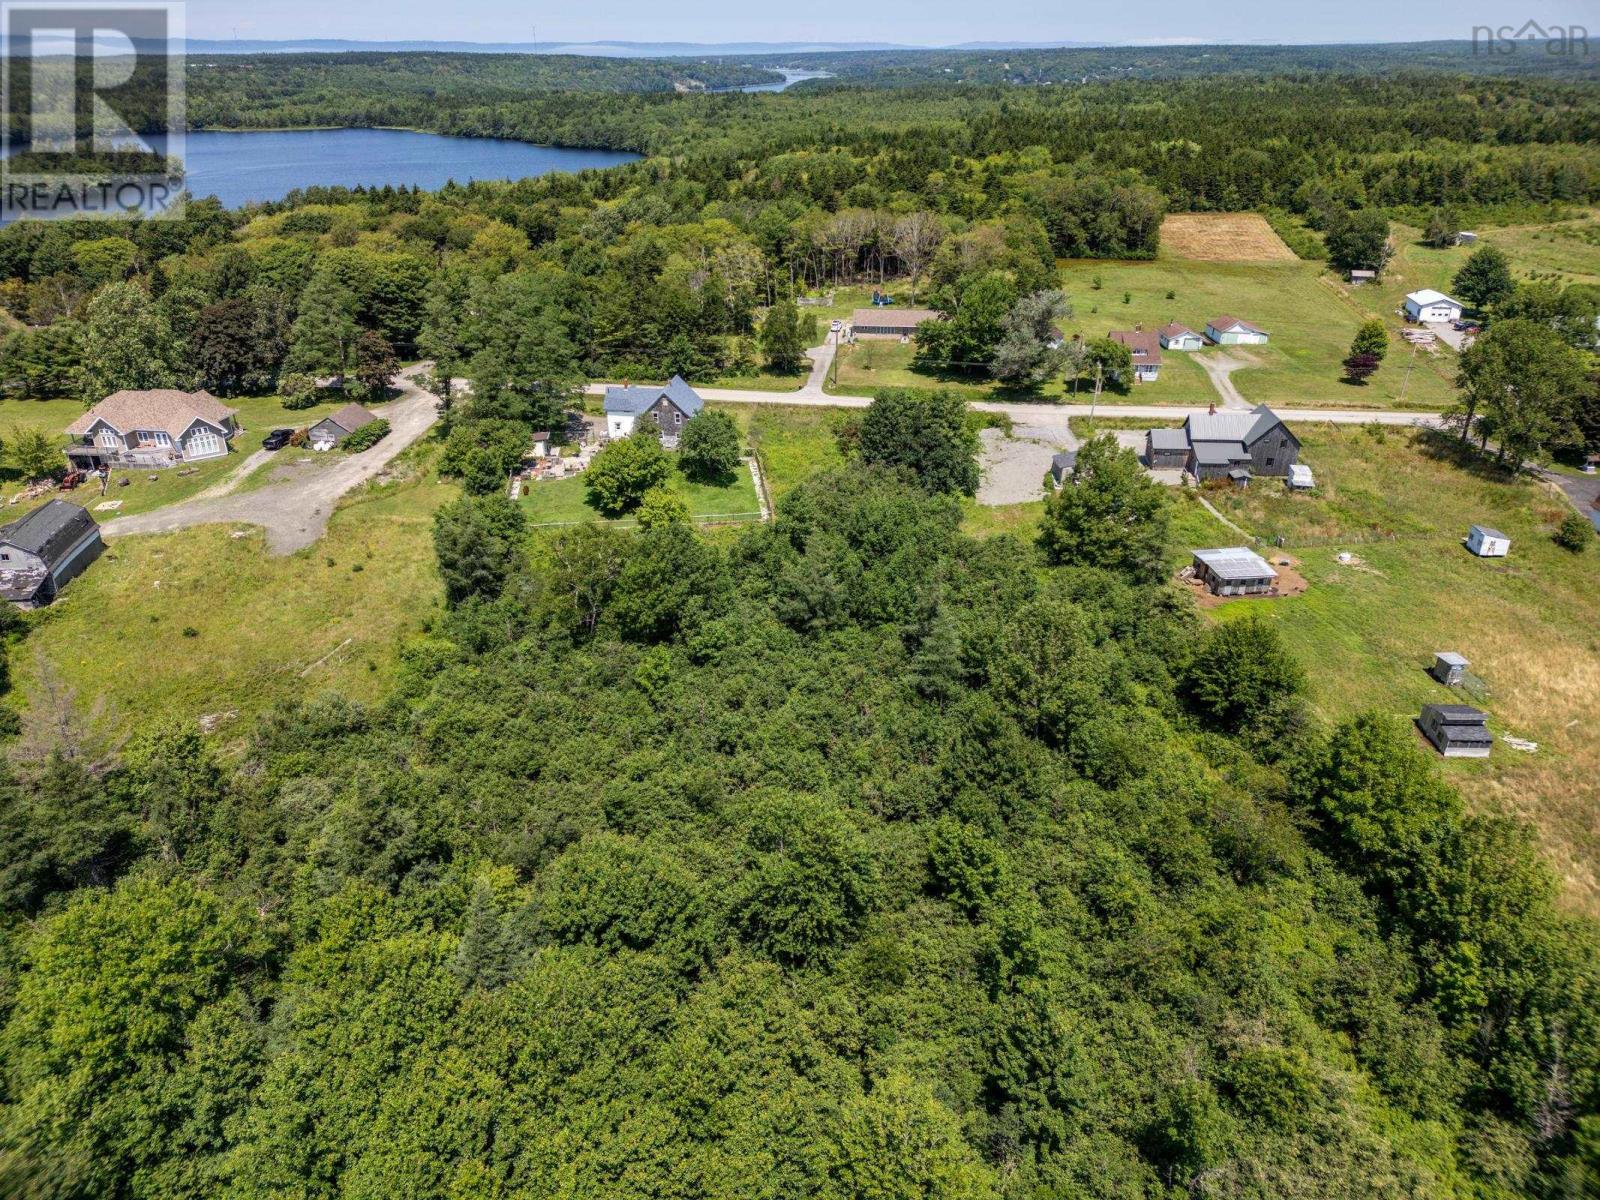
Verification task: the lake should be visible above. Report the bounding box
[718,69,832,93]
[179,128,640,208]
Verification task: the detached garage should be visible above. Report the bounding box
[307,403,380,451]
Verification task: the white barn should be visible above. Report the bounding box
[1404,289,1464,324]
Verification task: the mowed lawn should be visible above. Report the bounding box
[0,392,356,519]
[521,457,762,527]
[16,454,448,735]
[1182,426,1600,914]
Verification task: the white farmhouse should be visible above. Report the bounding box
[1404,289,1464,324]
[1204,315,1269,345]
[603,375,704,446]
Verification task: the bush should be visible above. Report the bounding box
[279,372,319,411]
[340,418,390,453]
[1555,511,1593,552]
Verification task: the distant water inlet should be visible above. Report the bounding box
[175,128,640,208]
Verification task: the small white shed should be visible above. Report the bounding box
[1287,464,1315,490]
[1466,524,1510,557]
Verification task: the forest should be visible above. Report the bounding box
[0,43,1596,1200]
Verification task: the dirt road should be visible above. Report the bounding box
[102,367,439,555]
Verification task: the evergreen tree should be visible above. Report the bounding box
[432,493,527,606]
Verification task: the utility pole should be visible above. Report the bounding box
[1090,360,1102,421]
[1398,342,1417,405]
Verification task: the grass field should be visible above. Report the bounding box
[15,445,447,739]
[520,457,762,527]
[715,402,846,500]
[1159,213,1298,262]
[827,258,1459,411]
[1181,426,1600,915]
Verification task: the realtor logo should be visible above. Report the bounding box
[1,1,185,221]
[1471,19,1589,54]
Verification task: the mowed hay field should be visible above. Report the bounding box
[1190,426,1600,914]
[1159,212,1299,262]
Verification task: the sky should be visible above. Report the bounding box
[183,0,1600,47]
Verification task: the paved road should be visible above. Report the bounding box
[1536,466,1600,531]
[102,366,439,554]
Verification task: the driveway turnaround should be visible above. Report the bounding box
[102,367,440,555]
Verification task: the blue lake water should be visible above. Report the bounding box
[178,128,640,208]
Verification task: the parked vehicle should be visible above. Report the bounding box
[262,428,295,450]
[58,470,86,490]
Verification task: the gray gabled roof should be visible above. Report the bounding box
[1050,450,1077,480]
[1185,404,1282,444]
[322,403,379,434]
[603,374,704,418]
[1148,428,1189,451]
[0,500,97,566]
[1469,524,1508,541]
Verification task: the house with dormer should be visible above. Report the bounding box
[64,389,239,471]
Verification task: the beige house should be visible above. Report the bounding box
[65,389,239,470]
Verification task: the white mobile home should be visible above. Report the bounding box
[1404,289,1464,324]
[1466,524,1509,557]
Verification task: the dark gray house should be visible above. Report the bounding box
[307,403,380,451]
[1418,704,1492,758]
[1146,428,1190,470]
[0,500,103,608]
[1144,405,1300,482]
[603,375,705,447]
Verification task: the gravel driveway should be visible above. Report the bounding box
[977,418,1077,506]
[102,366,440,554]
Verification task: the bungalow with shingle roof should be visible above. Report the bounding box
[848,307,943,339]
[1109,330,1162,382]
[65,389,238,470]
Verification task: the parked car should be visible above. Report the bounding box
[262,428,294,450]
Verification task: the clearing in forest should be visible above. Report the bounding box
[1160,212,1298,262]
